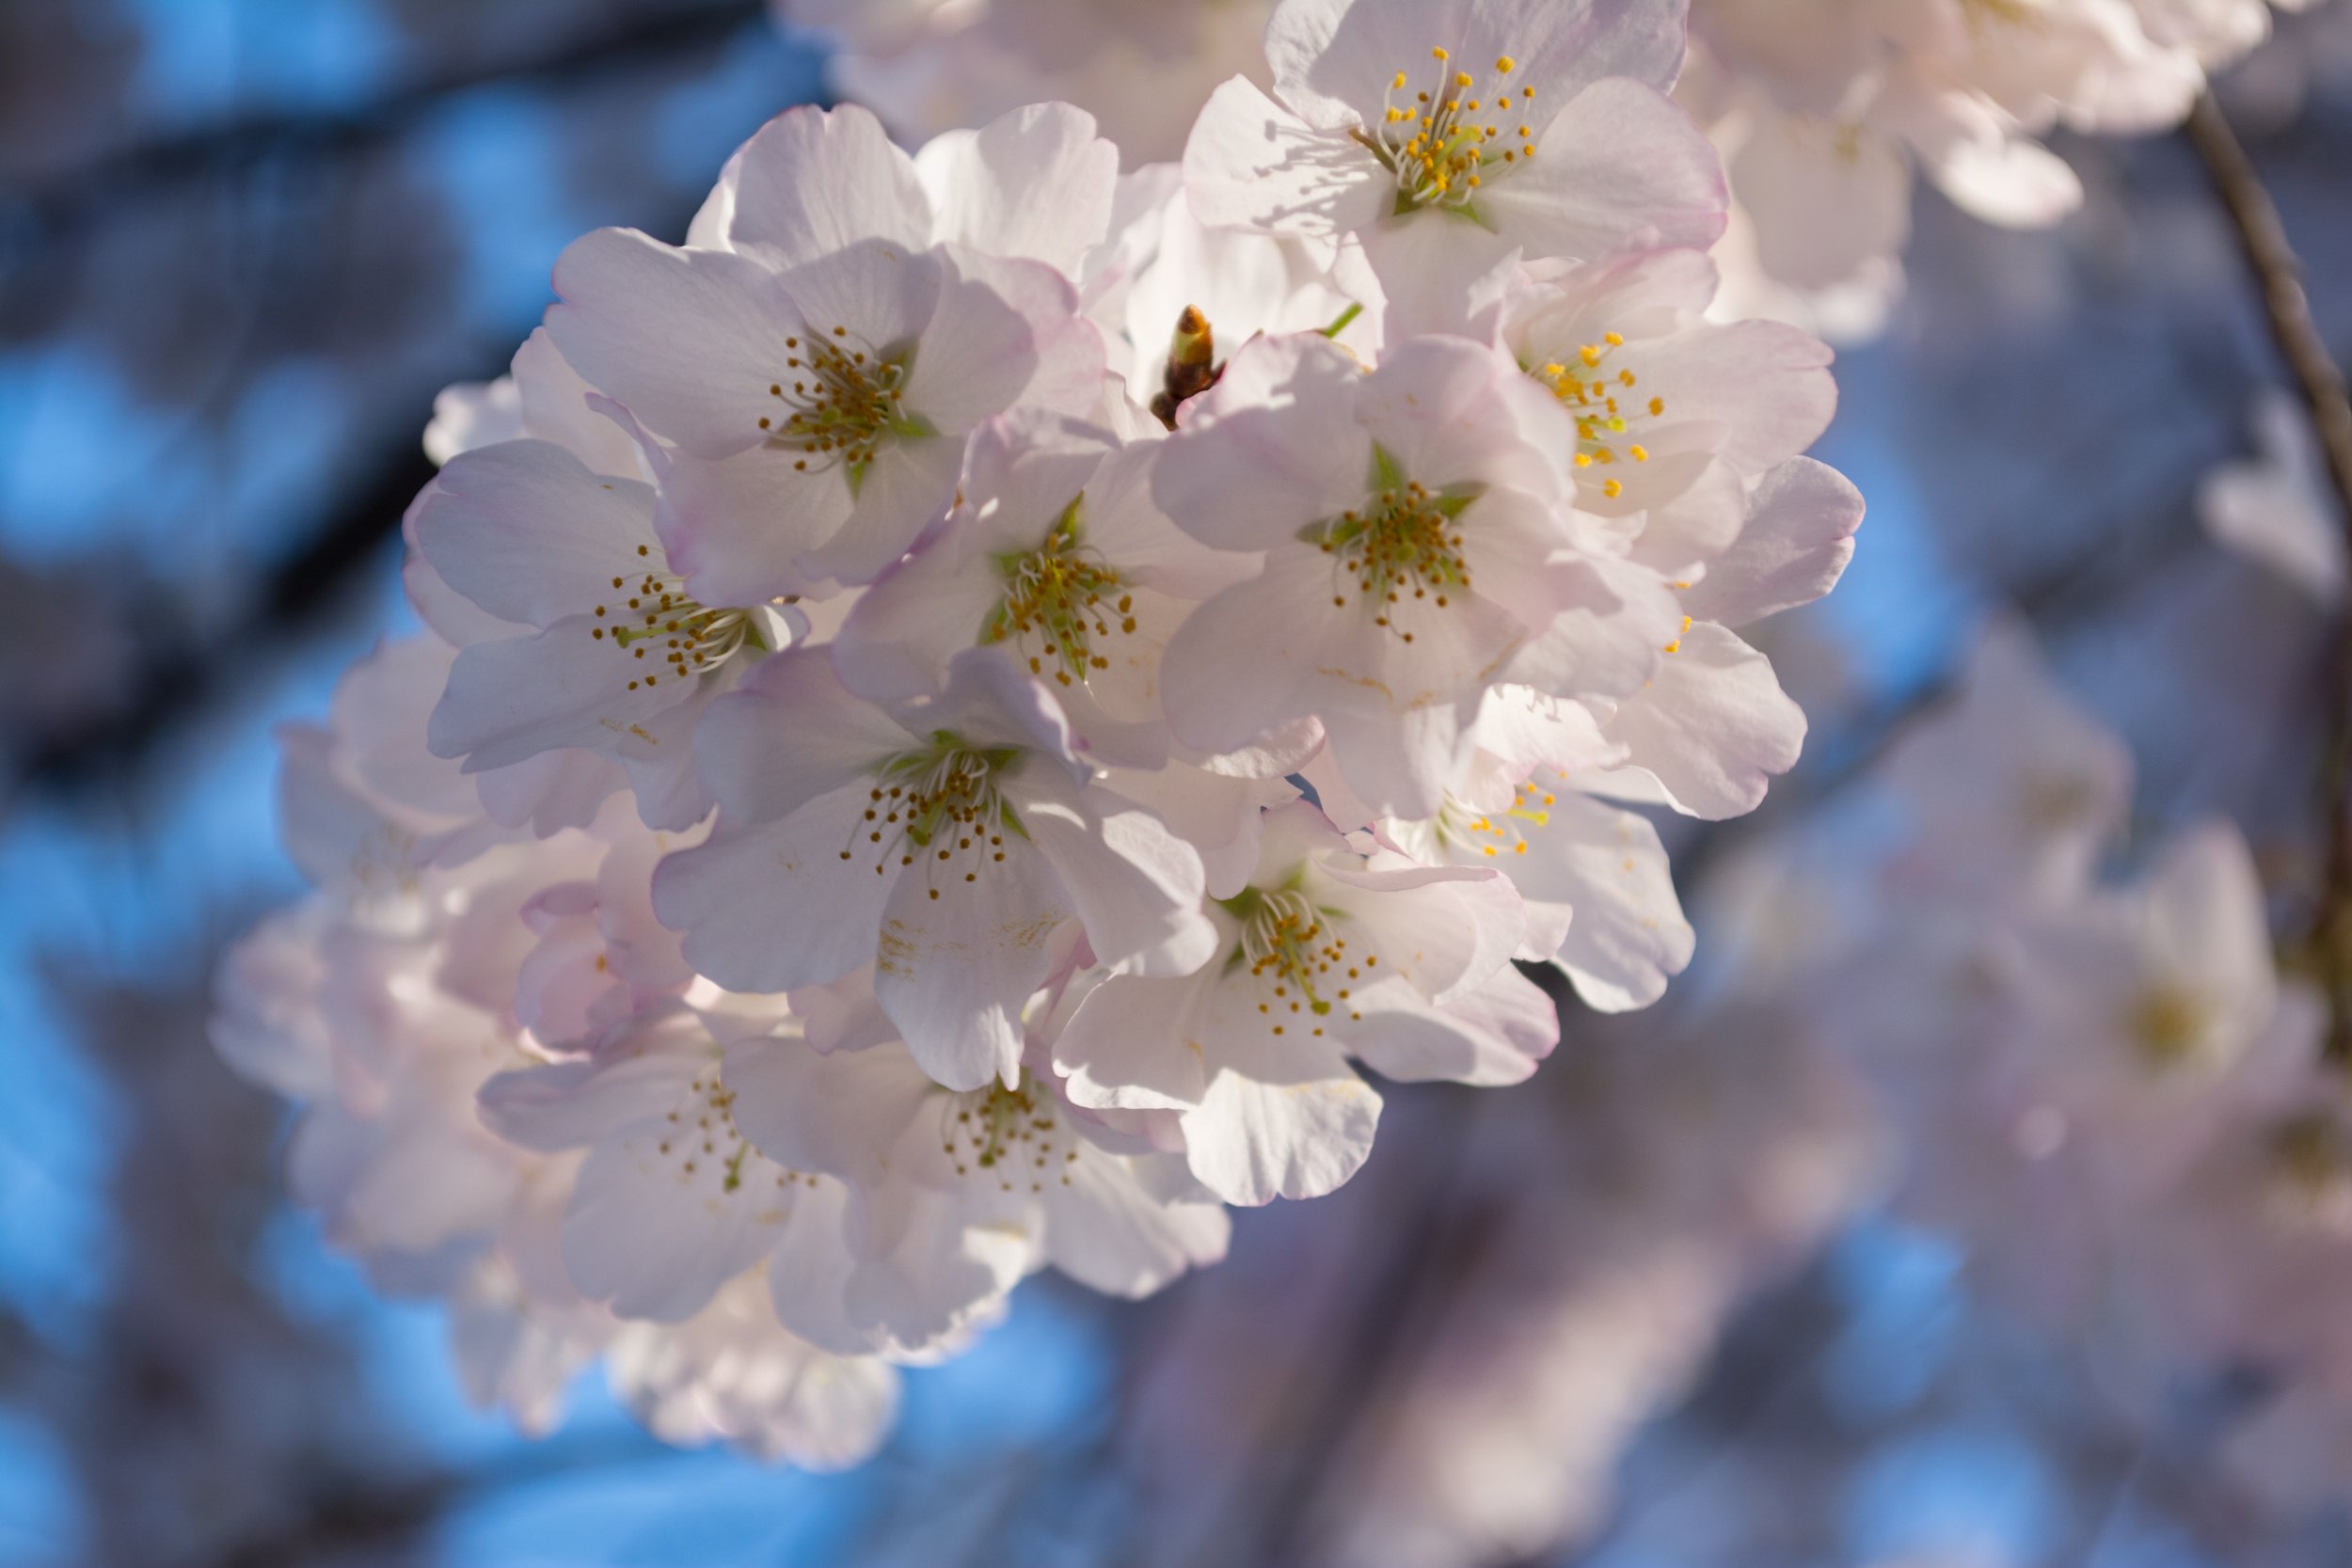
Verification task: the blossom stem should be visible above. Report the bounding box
[2185,92,2352,1059]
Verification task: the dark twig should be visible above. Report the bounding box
[5,3,771,230]
[2185,92,2352,1057]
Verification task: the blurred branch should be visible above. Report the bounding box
[5,2,771,233]
[2,7,793,811]
[4,439,432,806]
[1232,1084,1489,1565]
[2185,92,2352,1059]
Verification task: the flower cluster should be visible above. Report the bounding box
[1719,619,2352,1512]
[773,0,1279,164]
[1683,0,2322,335]
[215,0,1861,1463]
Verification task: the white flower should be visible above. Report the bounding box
[722,981,1232,1307]
[548,230,1099,605]
[1055,801,1553,1205]
[1877,615,2135,908]
[2200,390,2345,603]
[411,439,797,830]
[1184,0,1725,310]
[832,408,1251,767]
[1153,330,1680,817]
[654,645,1216,1090]
[608,1272,902,1468]
[777,0,1279,166]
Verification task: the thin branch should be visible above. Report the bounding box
[5,2,771,235]
[2185,92,2352,1057]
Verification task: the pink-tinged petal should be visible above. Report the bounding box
[1594,621,1805,820]
[1480,78,1727,262]
[411,440,659,629]
[1316,695,1477,822]
[1043,1157,1230,1297]
[1469,686,1625,776]
[723,1035,934,1188]
[403,546,516,648]
[693,647,908,825]
[1056,972,1217,1112]
[762,1180,879,1355]
[924,645,1087,767]
[845,1189,1030,1351]
[1104,762,1299,901]
[832,524,1006,704]
[724,103,933,272]
[1888,86,2083,230]
[1155,333,1375,549]
[774,239,946,360]
[1159,549,1357,756]
[1184,75,1391,240]
[1182,1060,1380,1205]
[1729,114,1911,292]
[512,327,648,481]
[615,683,720,834]
[654,446,853,607]
[427,620,681,773]
[904,250,1095,432]
[873,847,1069,1092]
[561,1134,787,1323]
[654,792,891,993]
[1359,207,1522,341]
[959,411,1116,554]
[1679,457,1864,627]
[1344,967,1555,1085]
[474,748,626,836]
[1619,321,1837,476]
[1502,552,1681,700]
[1616,453,1748,580]
[1270,0,1690,131]
[1355,338,1570,501]
[1521,791,1693,1009]
[1012,773,1217,979]
[1319,860,1523,1001]
[477,1047,698,1153]
[547,229,804,458]
[792,434,965,590]
[914,103,1121,275]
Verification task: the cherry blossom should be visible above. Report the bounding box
[1055,802,1555,1204]
[654,645,1216,1090]
[1184,0,1725,308]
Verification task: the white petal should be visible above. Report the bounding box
[915,103,1121,275]
[1679,457,1865,627]
[1593,622,1805,820]
[412,440,659,629]
[725,103,934,271]
[1183,1063,1381,1206]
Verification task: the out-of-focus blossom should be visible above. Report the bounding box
[2200,390,2346,601]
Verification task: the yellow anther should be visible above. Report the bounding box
[1649,396,1665,416]
[1629,445,1649,463]
[1497,55,1516,72]
[1604,333,1625,347]
[1579,345,1603,368]
[1604,479,1624,499]
[1456,71,1473,88]
[1433,46,1450,60]
[1393,71,1408,89]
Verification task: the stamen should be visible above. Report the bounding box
[591,557,760,691]
[764,325,925,487]
[983,498,1133,687]
[840,735,1022,897]
[1307,449,1478,644]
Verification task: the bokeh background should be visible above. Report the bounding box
[5,3,2352,1565]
